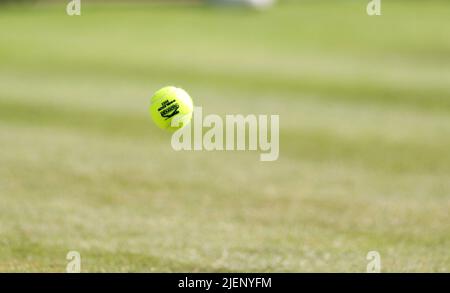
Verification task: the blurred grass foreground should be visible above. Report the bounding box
[0,0,449,272]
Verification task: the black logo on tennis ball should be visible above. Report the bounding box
[158,99,180,120]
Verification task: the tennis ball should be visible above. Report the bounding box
[149,86,194,131]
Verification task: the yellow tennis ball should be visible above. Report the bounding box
[149,86,194,131]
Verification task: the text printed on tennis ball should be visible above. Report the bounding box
[150,86,193,131]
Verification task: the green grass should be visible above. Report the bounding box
[0,0,449,272]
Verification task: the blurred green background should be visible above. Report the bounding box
[0,0,449,272]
